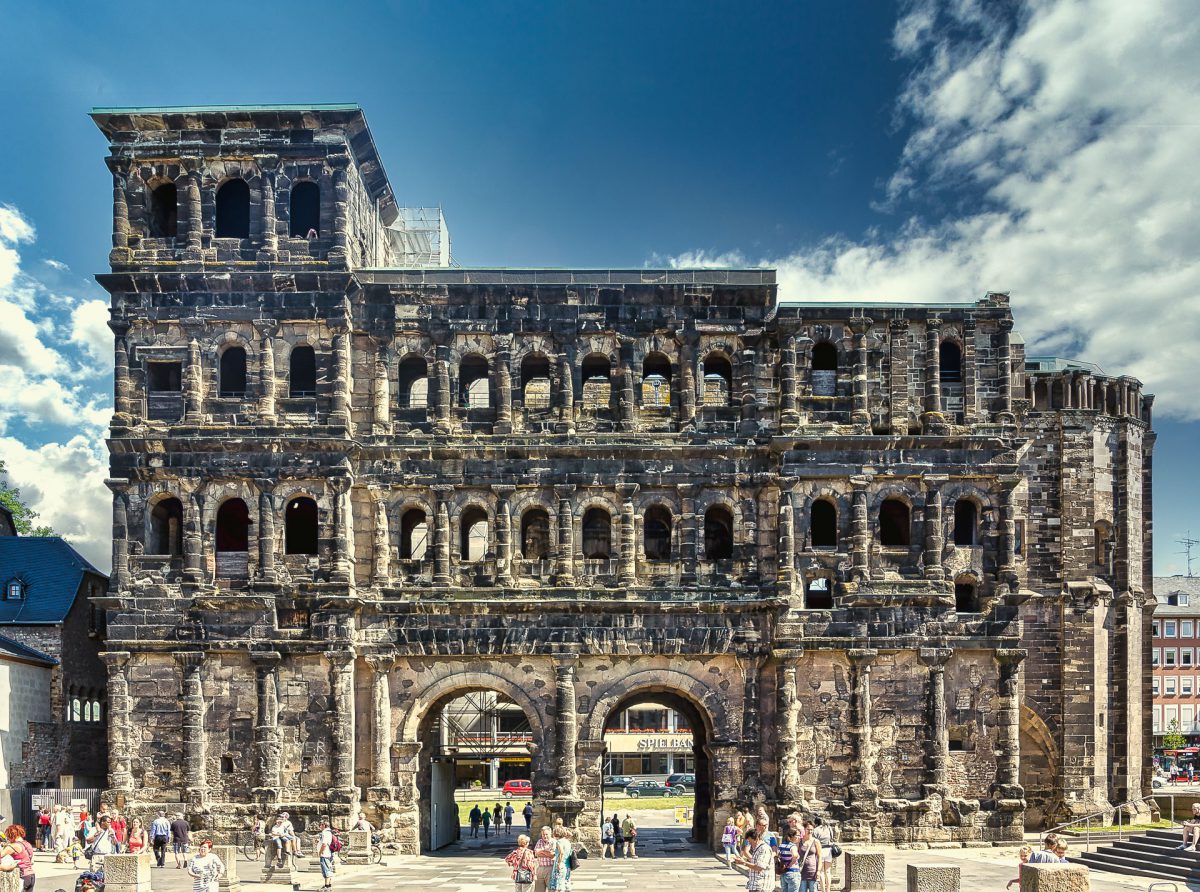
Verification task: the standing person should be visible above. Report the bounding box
[523,802,534,832]
[149,810,171,867]
[610,813,624,858]
[469,805,483,839]
[110,810,127,849]
[722,817,739,867]
[504,802,515,834]
[85,816,117,869]
[797,826,820,892]
[249,815,266,861]
[2,826,35,892]
[352,813,374,834]
[1028,834,1061,863]
[809,818,834,892]
[0,843,22,892]
[621,814,637,859]
[482,806,493,839]
[51,807,71,856]
[1006,846,1033,890]
[315,821,335,892]
[735,829,776,892]
[532,827,554,892]
[505,834,536,892]
[171,812,191,869]
[494,804,504,831]
[186,840,225,892]
[126,819,148,856]
[777,828,801,892]
[78,813,94,850]
[36,810,50,852]
[601,816,615,859]
[549,826,572,892]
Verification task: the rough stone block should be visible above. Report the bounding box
[212,845,240,891]
[1019,863,1090,892]
[846,851,886,892]
[345,829,371,864]
[260,847,296,885]
[907,863,960,892]
[102,853,152,892]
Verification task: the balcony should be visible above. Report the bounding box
[147,392,184,422]
[516,559,554,581]
[396,558,433,583]
[215,550,249,580]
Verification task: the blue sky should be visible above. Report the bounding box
[0,0,1197,575]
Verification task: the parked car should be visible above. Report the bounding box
[625,780,681,798]
[502,779,532,798]
[603,775,635,791]
[665,772,696,792]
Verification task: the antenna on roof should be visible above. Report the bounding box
[1179,532,1200,577]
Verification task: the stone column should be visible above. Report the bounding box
[493,485,514,585]
[329,651,358,801]
[108,162,131,264]
[794,336,812,407]
[434,352,452,433]
[184,339,203,422]
[178,653,209,805]
[777,484,797,599]
[995,649,1026,793]
[920,648,952,794]
[923,476,946,582]
[962,317,977,421]
[998,477,1018,580]
[679,339,696,428]
[776,662,801,802]
[329,155,350,267]
[850,476,870,582]
[330,477,354,585]
[738,346,759,435]
[997,318,1014,422]
[554,485,576,585]
[922,317,947,433]
[255,481,277,583]
[252,652,282,798]
[181,160,204,261]
[372,345,391,433]
[618,340,636,429]
[496,344,514,433]
[331,328,352,427]
[106,479,130,594]
[112,325,133,421]
[679,484,699,585]
[366,654,394,793]
[850,318,872,426]
[848,649,878,794]
[888,320,909,434]
[104,651,134,792]
[256,156,278,261]
[433,487,452,584]
[372,495,390,587]
[618,482,639,586]
[780,335,799,431]
[183,485,204,585]
[558,353,576,434]
[554,658,579,797]
[255,323,277,423]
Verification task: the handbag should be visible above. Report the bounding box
[566,850,578,871]
[829,842,843,858]
[514,866,534,884]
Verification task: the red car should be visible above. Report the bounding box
[502,779,532,798]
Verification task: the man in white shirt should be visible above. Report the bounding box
[316,820,335,891]
[269,812,295,868]
[86,815,118,867]
[149,810,172,867]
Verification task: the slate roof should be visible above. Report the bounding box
[1154,576,1200,617]
[0,632,57,666]
[0,536,104,624]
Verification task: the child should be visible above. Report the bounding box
[1007,845,1033,889]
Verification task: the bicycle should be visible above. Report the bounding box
[238,830,266,862]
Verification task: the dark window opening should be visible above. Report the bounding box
[1094,522,1113,570]
[220,755,234,774]
[289,346,316,397]
[1014,519,1026,556]
[521,509,551,560]
[400,509,428,560]
[285,497,319,555]
[641,352,672,407]
[812,342,838,396]
[955,579,979,612]
[521,354,551,410]
[581,353,612,409]
[644,505,673,561]
[149,183,177,239]
[582,508,612,558]
[703,505,733,560]
[811,499,837,549]
[398,355,429,408]
[879,499,911,547]
[215,499,250,553]
[460,354,490,408]
[147,362,182,392]
[953,499,977,546]
[701,353,733,406]
[460,506,488,561]
[948,736,966,752]
[805,576,834,610]
[940,341,963,383]
[149,497,184,556]
[215,179,251,239]
[219,346,247,397]
[289,181,320,237]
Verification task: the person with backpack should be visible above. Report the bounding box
[776,827,802,892]
[470,804,483,839]
[505,834,536,892]
[316,821,335,892]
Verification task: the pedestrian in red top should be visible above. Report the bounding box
[504,834,536,892]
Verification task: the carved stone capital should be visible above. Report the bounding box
[919,647,953,669]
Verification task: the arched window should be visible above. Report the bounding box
[289,345,316,397]
[812,342,838,397]
[215,179,251,239]
[400,508,428,560]
[521,354,551,410]
[83,701,92,722]
[1051,379,1065,409]
[953,499,977,546]
[149,496,184,556]
[70,698,81,723]
[582,508,612,558]
[521,508,551,560]
[219,346,247,397]
[641,352,672,407]
[216,498,250,552]
[397,355,429,409]
[644,505,673,560]
[289,181,320,237]
[701,353,733,406]
[811,499,837,549]
[149,182,177,239]
[581,354,612,409]
[805,576,834,610]
[879,499,911,547]
[460,354,490,408]
[703,505,734,560]
[940,341,962,383]
[285,496,319,555]
[460,506,488,561]
[955,576,979,612]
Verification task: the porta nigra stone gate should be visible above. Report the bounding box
[92,106,1155,852]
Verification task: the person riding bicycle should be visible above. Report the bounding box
[268,813,295,867]
[249,815,267,860]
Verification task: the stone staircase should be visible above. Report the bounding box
[1074,828,1200,883]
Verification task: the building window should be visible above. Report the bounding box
[1153,648,1161,667]
[1153,676,1161,696]
[581,354,612,409]
[641,352,672,407]
[520,509,551,561]
[149,182,177,239]
[879,499,911,547]
[289,181,320,237]
[400,509,428,560]
[289,346,317,397]
[219,346,247,397]
[805,576,834,610]
[148,496,184,556]
[701,353,734,407]
[5,579,25,600]
[811,342,838,397]
[1167,621,1178,638]
[1184,621,1195,638]
[215,178,251,239]
[811,499,837,549]
[1014,519,1025,557]
[1184,649,1194,668]
[954,577,979,613]
[520,354,551,410]
[70,698,81,723]
[398,355,429,409]
[953,499,977,546]
[1154,621,1162,638]
[703,505,733,560]
[1184,705,1195,731]
[1153,705,1162,735]
[1183,677,1193,696]
[939,341,963,383]
[644,505,673,560]
[1165,649,1178,667]
[460,506,489,562]
[215,498,250,553]
[147,361,182,392]
[285,497,319,555]
[582,508,612,558]
[460,354,491,409]
[1167,677,1178,695]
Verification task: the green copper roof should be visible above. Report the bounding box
[91,103,361,114]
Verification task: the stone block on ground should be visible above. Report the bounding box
[260,847,296,885]
[846,851,886,892]
[212,845,241,891]
[907,863,961,892]
[1019,863,1090,892]
[102,853,152,892]
[345,829,371,864]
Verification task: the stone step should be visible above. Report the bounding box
[1072,832,1200,883]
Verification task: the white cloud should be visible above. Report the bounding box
[0,205,35,294]
[69,298,113,375]
[0,298,67,376]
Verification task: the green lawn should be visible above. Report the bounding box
[1062,820,1175,834]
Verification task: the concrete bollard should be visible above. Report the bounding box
[907,863,961,892]
[1019,863,1090,892]
[211,845,241,892]
[101,853,152,892]
[846,851,887,892]
[345,829,372,864]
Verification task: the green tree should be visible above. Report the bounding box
[1163,718,1188,752]
[0,462,56,537]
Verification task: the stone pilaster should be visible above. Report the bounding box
[329,650,359,803]
[433,487,452,584]
[923,475,946,582]
[108,162,131,264]
[922,316,948,434]
[775,662,801,802]
[994,648,1025,795]
[850,317,871,426]
[850,476,870,582]
[493,485,514,585]
[366,654,394,793]
[183,484,205,585]
[330,328,352,427]
[557,353,575,434]
[106,478,130,594]
[920,647,952,794]
[779,335,799,431]
[434,351,452,434]
[254,322,277,423]
[372,494,390,587]
[255,480,277,583]
[618,340,636,429]
[998,477,1019,586]
[679,339,696,428]
[962,316,977,422]
[679,483,698,585]
[777,483,797,599]
[177,652,209,807]
[888,319,909,434]
[256,156,278,261]
[554,657,579,797]
[328,155,350,267]
[181,161,203,261]
[330,476,354,586]
[104,651,134,792]
[848,649,878,796]
[496,344,513,433]
[184,339,203,422]
[251,652,282,800]
[738,346,759,435]
[554,484,576,585]
[618,482,638,586]
[372,345,391,433]
[111,324,134,422]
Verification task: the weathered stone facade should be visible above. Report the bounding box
[92,105,1154,851]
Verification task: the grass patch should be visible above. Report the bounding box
[1062,820,1175,834]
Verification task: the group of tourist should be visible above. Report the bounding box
[721,809,838,892]
[599,813,638,859]
[471,802,535,838]
[503,821,576,892]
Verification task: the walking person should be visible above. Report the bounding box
[84,815,117,869]
[482,805,493,839]
[532,827,555,892]
[809,819,834,892]
[126,819,148,857]
[1006,846,1033,889]
[777,828,802,892]
[248,815,266,861]
[36,810,50,852]
[504,802,515,834]
[150,810,171,867]
[171,812,191,869]
[51,807,71,858]
[621,814,637,859]
[601,816,615,859]
[610,813,623,858]
[494,804,504,832]
[470,805,483,839]
[735,829,776,892]
[505,834,536,892]
[722,817,739,867]
[523,802,534,832]
[186,840,225,892]
[549,826,572,892]
[2,826,35,892]
[315,821,335,892]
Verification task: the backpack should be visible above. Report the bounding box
[328,833,343,854]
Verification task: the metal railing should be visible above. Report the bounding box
[1045,793,1181,853]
